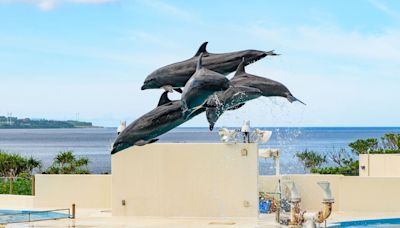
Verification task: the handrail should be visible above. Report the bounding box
[0,208,71,224]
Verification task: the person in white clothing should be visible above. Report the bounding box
[241,120,250,143]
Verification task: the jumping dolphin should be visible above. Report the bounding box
[205,86,262,130]
[231,59,305,104]
[141,42,277,91]
[111,92,205,155]
[181,53,230,119]
[205,59,305,130]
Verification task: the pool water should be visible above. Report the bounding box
[330,218,400,227]
[0,209,70,224]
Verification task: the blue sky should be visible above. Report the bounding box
[1,0,400,127]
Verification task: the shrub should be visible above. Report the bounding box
[312,160,359,176]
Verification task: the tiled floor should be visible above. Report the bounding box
[5,210,400,227]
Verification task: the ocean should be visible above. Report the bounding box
[0,127,399,174]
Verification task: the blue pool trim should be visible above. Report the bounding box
[330,218,400,227]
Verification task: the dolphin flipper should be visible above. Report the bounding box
[134,138,159,146]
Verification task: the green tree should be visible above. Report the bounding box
[348,138,378,154]
[45,150,90,174]
[0,151,41,177]
[295,150,326,171]
[380,133,400,152]
[26,156,42,175]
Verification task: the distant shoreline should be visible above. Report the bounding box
[0,116,101,129]
[0,126,103,129]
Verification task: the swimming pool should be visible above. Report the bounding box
[0,209,70,224]
[330,218,400,227]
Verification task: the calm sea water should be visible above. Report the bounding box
[0,127,399,174]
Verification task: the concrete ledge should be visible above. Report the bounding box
[0,194,34,209]
[34,174,111,208]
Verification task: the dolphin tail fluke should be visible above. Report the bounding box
[287,94,306,105]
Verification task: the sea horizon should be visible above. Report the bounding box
[1,127,399,175]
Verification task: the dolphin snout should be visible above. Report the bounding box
[286,94,306,105]
[263,50,279,56]
[141,85,146,90]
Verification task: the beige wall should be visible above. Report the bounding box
[34,174,111,208]
[359,154,400,177]
[260,175,400,212]
[339,177,400,212]
[0,195,34,209]
[112,143,259,217]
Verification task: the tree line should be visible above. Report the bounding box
[0,150,90,177]
[295,133,400,176]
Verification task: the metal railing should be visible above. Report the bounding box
[0,208,72,224]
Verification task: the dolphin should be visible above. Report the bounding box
[111,92,205,155]
[141,42,277,91]
[205,86,262,130]
[181,53,230,119]
[230,59,305,104]
[205,59,305,130]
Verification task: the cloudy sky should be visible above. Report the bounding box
[1,0,400,127]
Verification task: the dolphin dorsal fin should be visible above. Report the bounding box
[157,91,171,106]
[233,58,246,77]
[194,42,208,57]
[196,52,204,71]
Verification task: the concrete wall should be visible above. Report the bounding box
[339,176,400,212]
[359,154,400,177]
[260,175,400,212]
[112,143,259,217]
[0,195,34,209]
[34,174,111,208]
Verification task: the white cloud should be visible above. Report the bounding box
[0,0,115,11]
